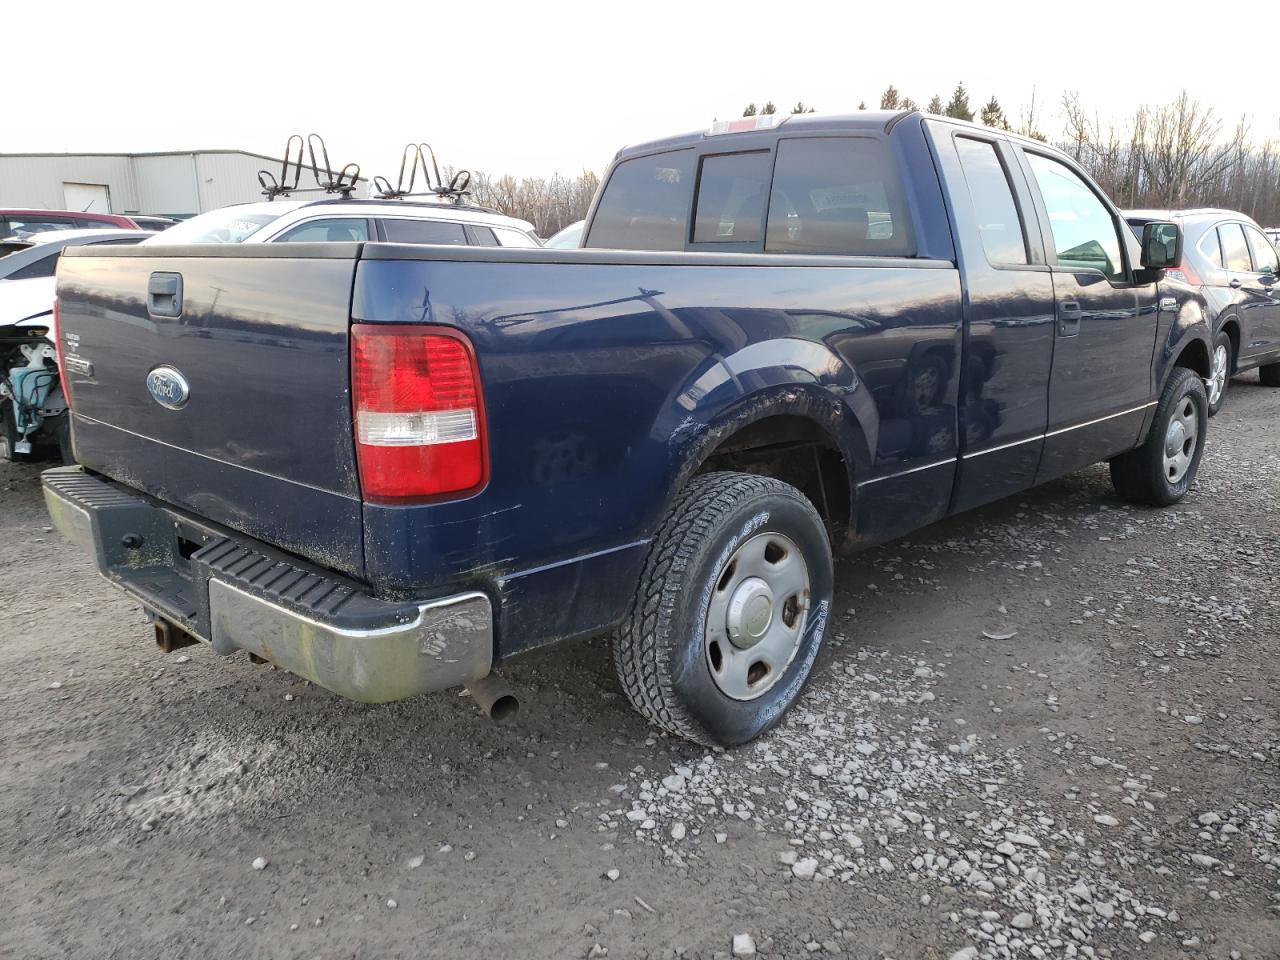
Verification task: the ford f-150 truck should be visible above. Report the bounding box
[45,111,1212,746]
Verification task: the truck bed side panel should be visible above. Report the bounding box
[353,249,963,655]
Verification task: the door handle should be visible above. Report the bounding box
[1058,300,1082,337]
[147,272,183,318]
[1229,278,1243,289]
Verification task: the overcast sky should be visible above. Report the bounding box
[8,1,1275,180]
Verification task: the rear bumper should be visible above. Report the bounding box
[41,466,493,702]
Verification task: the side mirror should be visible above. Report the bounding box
[1141,221,1182,270]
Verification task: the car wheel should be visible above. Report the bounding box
[1260,362,1280,387]
[1206,332,1232,416]
[1109,367,1207,507]
[613,471,833,747]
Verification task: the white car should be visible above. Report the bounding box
[1,229,153,460]
[146,199,542,247]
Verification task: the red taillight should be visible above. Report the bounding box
[350,324,488,502]
[1166,258,1202,287]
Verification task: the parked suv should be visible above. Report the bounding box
[1126,209,1280,412]
[145,199,541,248]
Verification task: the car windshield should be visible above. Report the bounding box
[146,207,281,244]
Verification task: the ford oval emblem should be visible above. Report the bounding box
[146,365,190,410]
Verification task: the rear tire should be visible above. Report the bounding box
[1110,367,1207,506]
[1260,362,1280,387]
[613,471,833,747]
[1206,331,1232,416]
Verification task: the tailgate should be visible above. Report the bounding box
[57,243,366,578]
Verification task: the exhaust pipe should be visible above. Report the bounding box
[154,618,199,653]
[467,674,519,724]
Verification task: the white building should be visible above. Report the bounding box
[0,150,368,219]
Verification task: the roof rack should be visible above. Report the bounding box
[257,133,361,200]
[372,142,473,205]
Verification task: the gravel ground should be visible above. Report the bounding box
[1,373,1277,960]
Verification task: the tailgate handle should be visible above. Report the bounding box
[147,272,183,318]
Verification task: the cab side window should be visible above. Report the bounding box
[765,137,912,256]
[1025,153,1124,282]
[1218,223,1252,272]
[1243,225,1279,275]
[954,137,1028,265]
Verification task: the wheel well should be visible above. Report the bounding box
[1174,338,1210,379]
[693,415,852,539]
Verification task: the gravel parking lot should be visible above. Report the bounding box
[2,374,1277,960]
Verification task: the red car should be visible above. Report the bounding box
[0,208,140,240]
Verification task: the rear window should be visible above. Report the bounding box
[693,152,769,244]
[274,218,369,242]
[4,251,60,280]
[2,217,77,239]
[765,137,912,256]
[494,228,540,248]
[586,149,695,250]
[150,208,280,244]
[381,219,467,245]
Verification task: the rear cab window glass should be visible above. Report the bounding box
[954,137,1028,265]
[273,218,369,242]
[693,152,770,244]
[381,219,467,245]
[1219,223,1252,272]
[1243,225,1279,274]
[1025,152,1125,282]
[765,137,912,256]
[586,149,695,250]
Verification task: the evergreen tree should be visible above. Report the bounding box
[900,97,919,111]
[791,101,815,114]
[880,85,901,110]
[761,101,777,115]
[944,83,974,122]
[742,103,758,117]
[926,94,944,115]
[858,101,867,110]
[980,96,1009,130]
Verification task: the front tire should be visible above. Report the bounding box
[1110,367,1207,506]
[1206,331,1232,416]
[613,472,833,747]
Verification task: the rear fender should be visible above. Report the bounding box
[663,337,873,521]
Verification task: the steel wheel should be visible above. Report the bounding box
[1207,343,1228,408]
[1162,396,1199,484]
[705,531,810,701]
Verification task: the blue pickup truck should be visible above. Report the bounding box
[45,111,1211,746]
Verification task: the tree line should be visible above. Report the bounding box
[456,85,1280,236]
[745,84,1280,226]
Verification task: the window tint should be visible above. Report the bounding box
[381,219,467,245]
[1026,152,1124,281]
[7,251,60,280]
[274,218,369,242]
[1197,229,1224,269]
[955,138,1027,265]
[494,228,540,248]
[765,137,912,256]
[693,151,769,243]
[467,225,498,246]
[586,149,695,250]
[1218,223,1252,272]
[1243,225,1279,274]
